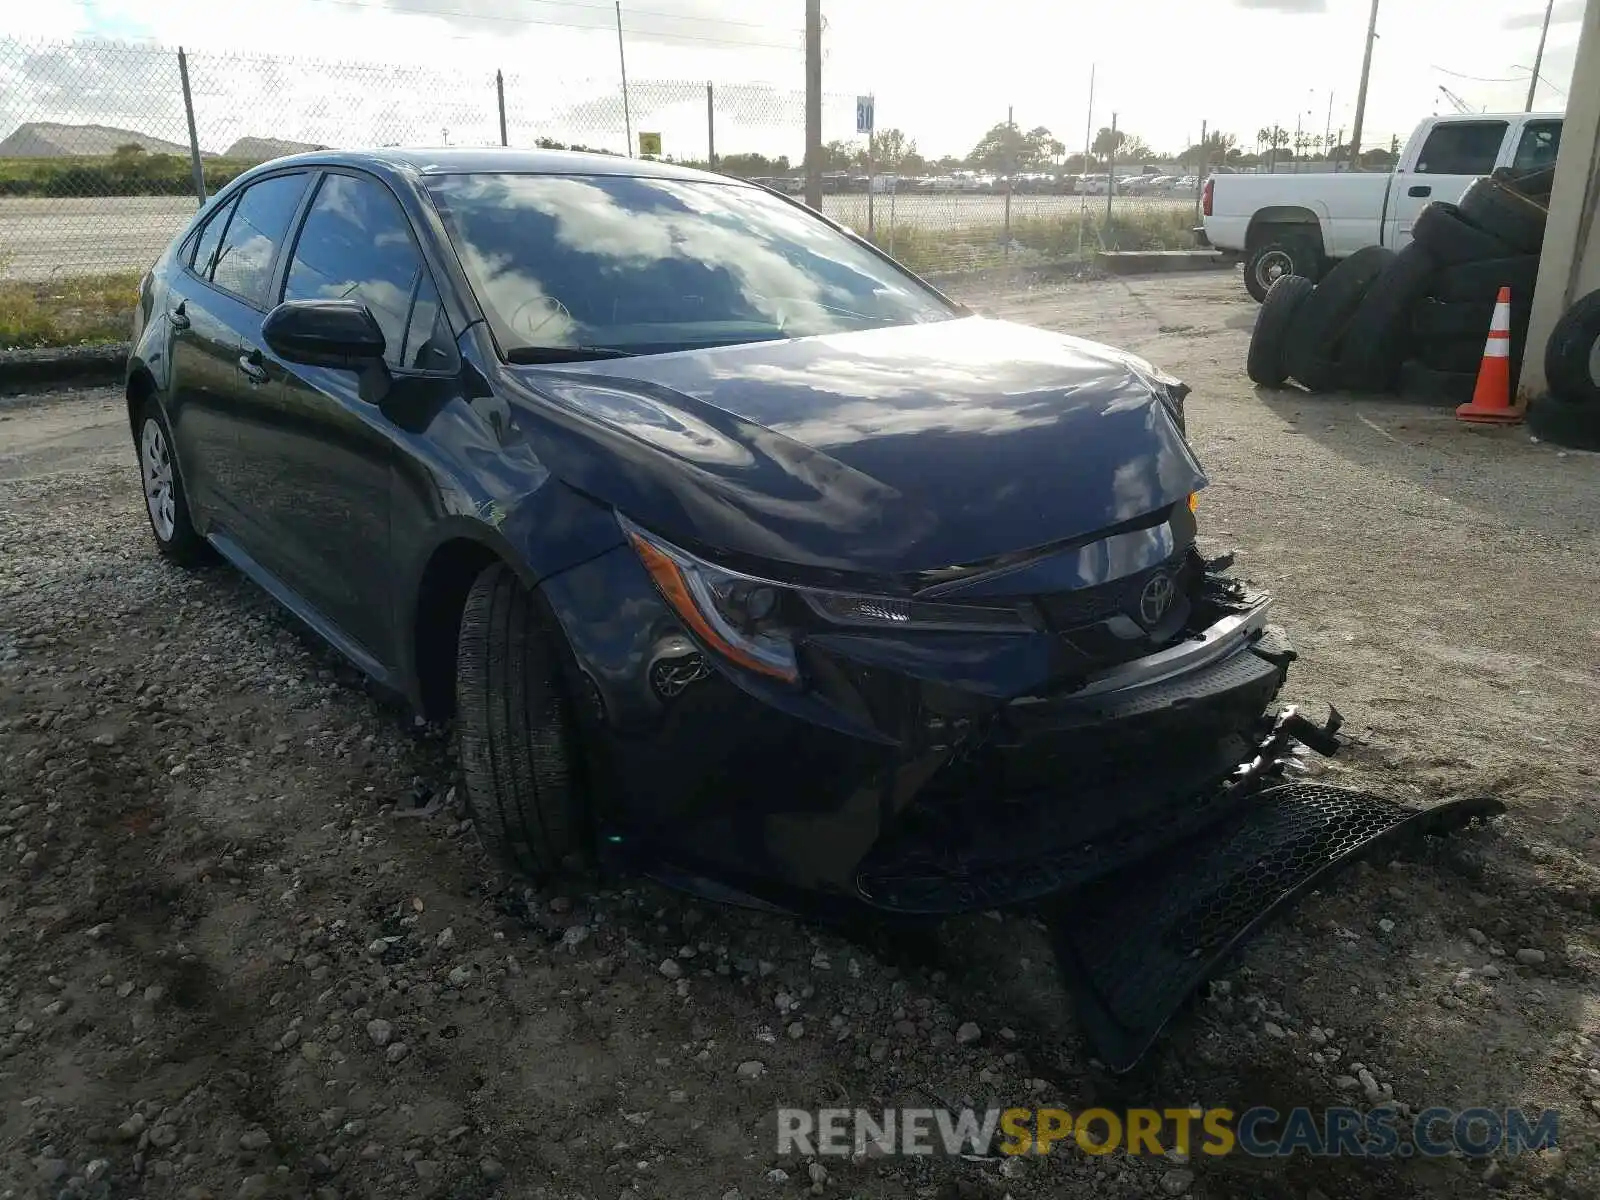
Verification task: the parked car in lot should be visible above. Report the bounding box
[1202,111,1563,300]
[127,147,1298,919]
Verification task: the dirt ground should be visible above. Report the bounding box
[2,270,1597,1200]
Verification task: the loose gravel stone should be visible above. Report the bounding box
[955,1021,982,1046]
[366,1018,393,1047]
[386,1042,411,1064]
[1161,1168,1196,1195]
[736,1060,765,1080]
[1516,948,1547,966]
[659,958,683,980]
[238,1128,271,1152]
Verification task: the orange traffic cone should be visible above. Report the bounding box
[1456,286,1524,424]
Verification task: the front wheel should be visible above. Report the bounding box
[455,563,590,876]
[136,399,208,567]
[1245,237,1320,303]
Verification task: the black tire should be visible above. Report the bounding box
[1244,235,1322,303]
[1283,246,1393,392]
[1492,164,1557,198]
[1413,295,1531,343]
[1410,202,1516,266]
[456,563,588,876]
[1335,241,1437,392]
[1528,393,1600,451]
[1458,176,1548,255]
[1543,289,1600,406]
[1398,359,1477,407]
[1431,255,1540,303]
[1247,275,1315,386]
[1416,338,1487,375]
[134,398,209,567]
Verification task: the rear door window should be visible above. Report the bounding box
[1512,120,1563,170]
[210,172,311,308]
[1414,121,1509,175]
[187,195,238,279]
[281,172,434,371]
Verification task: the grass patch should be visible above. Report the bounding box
[847,207,1200,277]
[0,272,140,350]
[0,154,253,198]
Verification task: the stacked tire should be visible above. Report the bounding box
[1247,170,1550,404]
[1531,289,1600,450]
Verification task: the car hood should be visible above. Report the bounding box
[502,316,1204,578]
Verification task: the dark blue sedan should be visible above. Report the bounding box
[126,148,1293,917]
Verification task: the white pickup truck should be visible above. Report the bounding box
[1202,111,1563,300]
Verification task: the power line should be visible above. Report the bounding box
[1431,64,1523,83]
[297,0,802,48]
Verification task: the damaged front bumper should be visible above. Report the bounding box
[546,538,1305,914]
[543,542,1505,1072]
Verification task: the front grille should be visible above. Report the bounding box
[1034,547,1195,631]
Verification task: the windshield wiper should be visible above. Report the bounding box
[505,345,638,364]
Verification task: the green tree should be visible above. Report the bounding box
[1118,135,1154,163]
[871,128,915,171]
[1091,126,1124,159]
[966,122,1059,172]
[716,152,789,177]
[821,139,863,171]
[1181,131,1237,168]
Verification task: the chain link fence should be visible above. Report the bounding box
[0,35,1229,293]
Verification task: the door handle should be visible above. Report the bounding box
[237,349,269,385]
[1407,185,1431,198]
[169,300,190,330]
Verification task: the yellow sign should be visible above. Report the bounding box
[638,132,662,156]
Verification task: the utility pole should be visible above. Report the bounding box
[1078,63,1095,257]
[1347,0,1380,171]
[1527,0,1556,111]
[707,82,716,168]
[804,0,822,209]
[1105,111,1117,230]
[1325,90,1334,167]
[615,2,633,156]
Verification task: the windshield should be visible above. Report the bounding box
[424,172,957,358]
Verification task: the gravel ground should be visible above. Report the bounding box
[2,271,1598,1200]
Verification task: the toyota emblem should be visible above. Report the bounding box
[1138,571,1176,626]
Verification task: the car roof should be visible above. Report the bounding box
[246,146,736,183]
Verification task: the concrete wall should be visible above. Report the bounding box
[1523,0,1600,398]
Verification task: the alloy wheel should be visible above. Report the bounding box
[141,418,177,541]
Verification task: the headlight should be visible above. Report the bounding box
[620,517,1036,685]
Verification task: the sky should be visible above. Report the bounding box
[2,0,1586,161]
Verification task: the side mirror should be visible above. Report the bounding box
[262,299,386,369]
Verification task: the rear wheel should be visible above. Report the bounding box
[455,562,589,876]
[1245,235,1321,303]
[135,399,208,567]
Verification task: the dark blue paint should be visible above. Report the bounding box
[125,147,1267,913]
